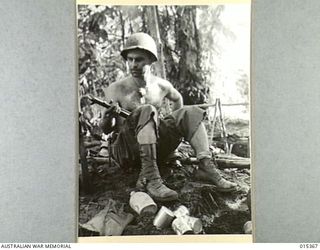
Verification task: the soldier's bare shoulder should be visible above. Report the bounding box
[102,77,134,96]
[152,75,174,91]
[109,77,133,89]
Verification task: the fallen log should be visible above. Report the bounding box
[215,157,250,169]
[180,155,250,169]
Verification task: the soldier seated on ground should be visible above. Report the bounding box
[99,32,237,202]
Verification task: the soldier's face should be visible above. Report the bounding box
[126,49,152,78]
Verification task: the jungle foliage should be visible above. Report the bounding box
[78,5,237,105]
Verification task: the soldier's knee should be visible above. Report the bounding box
[137,104,158,116]
[139,104,157,111]
[174,106,205,117]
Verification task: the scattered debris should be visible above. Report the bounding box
[243,221,252,234]
[130,191,158,215]
[79,121,251,236]
[172,216,194,235]
[80,199,134,236]
[153,206,175,229]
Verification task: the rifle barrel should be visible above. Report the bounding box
[86,95,131,118]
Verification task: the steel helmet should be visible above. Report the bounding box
[121,32,158,62]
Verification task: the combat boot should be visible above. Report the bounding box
[137,144,178,202]
[194,158,237,192]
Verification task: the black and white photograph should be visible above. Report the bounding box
[77,3,251,238]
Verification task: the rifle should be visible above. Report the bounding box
[84,95,247,116]
[85,95,131,118]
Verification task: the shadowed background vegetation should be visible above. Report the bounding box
[78,5,248,106]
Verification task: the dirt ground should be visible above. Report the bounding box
[78,137,251,236]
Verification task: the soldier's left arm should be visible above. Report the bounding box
[163,80,183,111]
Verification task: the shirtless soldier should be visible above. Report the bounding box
[99,32,236,202]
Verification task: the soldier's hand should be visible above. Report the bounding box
[105,100,121,115]
[100,100,120,134]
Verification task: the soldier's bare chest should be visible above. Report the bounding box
[118,82,165,111]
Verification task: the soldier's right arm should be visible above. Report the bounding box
[99,84,120,134]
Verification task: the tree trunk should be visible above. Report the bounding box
[145,6,166,78]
